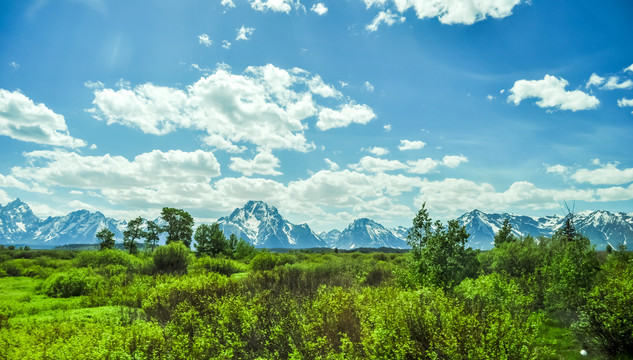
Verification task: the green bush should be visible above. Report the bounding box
[152,242,191,275]
[43,268,103,298]
[251,252,278,271]
[193,256,241,276]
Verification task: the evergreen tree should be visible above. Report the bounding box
[144,220,161,252]
[407,203,477,289]
[194,223,228,256]
[160,207,194,248]
[494,218,516,247]
[228,233,238,253]
[123,216,143,254]
[96,228,115,250]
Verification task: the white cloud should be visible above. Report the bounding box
[317,103,376,130]
[442,155,468,168]
[545,164,568,175]
[618,98,633,108]
[364,81,375,92]
[84,80,104,89]
[11,149,223,209]
[602,76,633,90]
[222,40,232,49]
[89,64,373,152]
[487,94,494,100]
[229,150,283,176]
[415,178,595,218]
[398,139,425,151]
[626,64,633,73]
[0,89,86,148]
[571,163,633,185]
[250,0,300,13]
[0,189,10,204]
[366,146,389,156]
[406,158,440,174]
[508,75,600,111]
[325,158,340,171]
[350,156,407,173]
[597,184,633,202]
[9,61,19,70]
[221,0,235,8]
[236,26,255,40]
[366,9,405,32]
[364,0,523,25]
[339,81,348,88]
[585,73,605,88]
[198,33,212,47]
[311,3,328,15]
[383,124,391,132]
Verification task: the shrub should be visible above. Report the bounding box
[251,252,278,271]
[43,268,103,298]
[152,242,191,275]
[193,256,241,276]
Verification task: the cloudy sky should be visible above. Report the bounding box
[1,0,633,231]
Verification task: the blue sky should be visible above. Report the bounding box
[1,0,633,231]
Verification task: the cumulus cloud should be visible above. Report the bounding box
[508,75,599,111]
[545,164,568,175]
[311,3,328,15]
[398,139,425,151]
[0,89,86,148]
[618,98,633,108]
[198,33,212,46]
[250,0,300,13]
[236,26,255,40]
[10,149,223,209]
[221,0,235,8]
[571,163,633,185]
[325,158,340,171]
[602,76,633,90]
[442,155,468,168]
[406,158,440,174]
[383,124,391,132]
[597,184,633,202]
[365,146,389,156]
[626,64,633,73]
[229,150,283,176]
[364,0,523,25]
[9,61,19,70]
[585,73,605,88]
[364,81,375,92]
[350,156,407,173]
[415,178,595,217]
[222,40,232,49]
[89,64,373,151]
[366,9,405,32]
[317,103,376,130]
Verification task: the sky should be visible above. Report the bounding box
[1,0,633,232]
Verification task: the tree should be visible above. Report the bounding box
[160,207,194,248]
[96,228,116,250]
[144,220,161,252]
[407,203,477,289]
[123,216,144,254]
[494,218,516,247]
[228,233,238,253]
[234,238,256,260]
[194,223,228,256]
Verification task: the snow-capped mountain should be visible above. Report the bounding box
[457,209,633,250]
[335,218,408,249]
[218,201,326,248]
[0,198,41,242]
[390,226,410,241]
[318,229,342,247]
[0,199,125,245]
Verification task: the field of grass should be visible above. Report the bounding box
[0,242,631,359]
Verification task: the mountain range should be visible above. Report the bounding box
[0,198,631,251]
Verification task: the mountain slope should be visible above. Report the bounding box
[335,218,408,249]
[218,201,326,248]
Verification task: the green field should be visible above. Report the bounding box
[0,234,632,359]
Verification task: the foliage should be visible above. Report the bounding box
[194,223,228,256]
[123,216,144,254]
[96,228,115,250]
[233,238,257,260]
[407,203,478,289]
[152,241,191,275]
[144,220,161,252]
[160,207,194,248]
[43,268,102,298]
[494,218,517,246]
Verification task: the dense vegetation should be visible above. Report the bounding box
[0,205,631,359]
